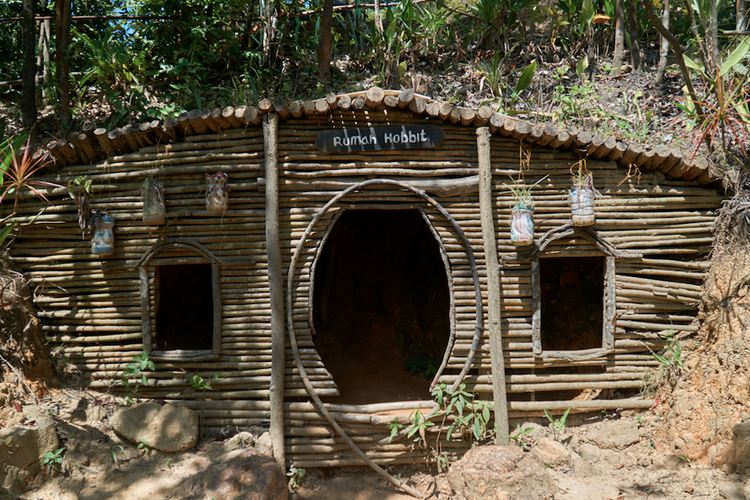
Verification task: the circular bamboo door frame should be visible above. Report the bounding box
[286,178,483,400]
[307,205,458,392]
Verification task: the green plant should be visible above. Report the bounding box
[287,463,306,488]
[164,458,173,468]
[433,383,495,442]
[186,373,222,392]
[679,37,750,165]
[121,351,155,406]
[0,135,61,214]
[508,423,535,450]
[406,408,435,446]
[650,334,684,368]
[137,438,150,454]
[42,448,65,471]
[543,407,571,441]
[503,174,548,209]
[436,451,451,473]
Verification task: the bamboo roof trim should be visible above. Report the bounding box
[45,87,716,184]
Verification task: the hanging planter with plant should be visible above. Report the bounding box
[68,176,92,233]
[142,177,166,225]
[570,165,596,227]
[90,210,115,256]
[205,172,228,213]
[505,175,548,246]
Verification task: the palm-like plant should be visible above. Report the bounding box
[678,74,750,164]
[0,136,63,213]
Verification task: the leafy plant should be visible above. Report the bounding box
[508,423,535,450]
[137,438,150,454]
[503,174,548,209]
[186,373,222,392]
[543,407,571,441]
[650,334,684,368]
[287,463,306,488]
[42,447,65,471]
[432,383,495,442]
[121,351,155,406]
[0,135,62,214]
[406,408,436,446]
[68,175,93,232]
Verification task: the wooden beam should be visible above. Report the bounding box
[264,112,285,468]
[477,126,509,445]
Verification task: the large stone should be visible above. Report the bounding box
[202,449,288,500]
[530,437,570,468]
[447,445,556,500]
[725,421,750,474]
[586,419,640,449]
[110,402,198,453]
[0,416,59,495]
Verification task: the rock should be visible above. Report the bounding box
[447,445,556,500]
[85,405,107,422]
[720,481,747,500]
[570,451,594,475]
[110,402,198,453]
[254,431,273,456]
[579,443,602,462]
[0,419,58,494]
[202,449,288,500]
[652,453,682,471]
[225,431,255,451]
[725,421,750,474]
[586,419,639,449]
[530,438,570,468]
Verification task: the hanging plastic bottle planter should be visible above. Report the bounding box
[91,212,115,256]
[570,168,596,227]
[511,204,535,246]
[505,174,546,247]
[206,172,228,213]
[142,178,166,225]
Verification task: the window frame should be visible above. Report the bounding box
[138,239,223,361]
[529,226,617,360]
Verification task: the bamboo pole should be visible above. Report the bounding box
[477,126,508,445]
[264,113,285,469]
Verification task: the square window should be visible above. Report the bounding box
[531,254,615,358]
[154,264,214,352]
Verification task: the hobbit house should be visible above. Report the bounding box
[8,87,722,468]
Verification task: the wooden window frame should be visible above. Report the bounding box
[137,239,222,362]
[529,225,617,360]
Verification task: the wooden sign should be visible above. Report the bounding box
[316,125,444,153]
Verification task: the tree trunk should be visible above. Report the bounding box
[55,0,72,133]
[318,0,334,84]
[627,0,641,71]
[739,0,748,31]
[611,0,626,74]
[644,0,705,119]
[374,0,384,34]
[684,0,710,68]
[656,0,670,84]
[707,0,719,68]
[262,0,278,65]
[21,0,36,132]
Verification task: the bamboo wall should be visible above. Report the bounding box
[8,94,723,468]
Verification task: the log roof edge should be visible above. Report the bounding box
[44,87,717,184]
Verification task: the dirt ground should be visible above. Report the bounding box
[1,387,746,500]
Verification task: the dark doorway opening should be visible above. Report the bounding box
[313,209,451,404]
[155,264,213,351]
[540,256,604,351]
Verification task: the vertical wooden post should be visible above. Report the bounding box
[477,127,509,445]
[264,113,285,468]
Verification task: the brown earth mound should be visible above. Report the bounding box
[655,190,750,469]
[0,254,53,408]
